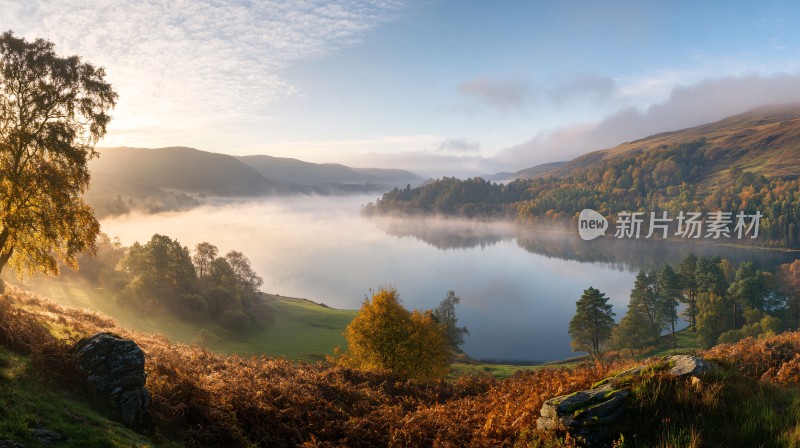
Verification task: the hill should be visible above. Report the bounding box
[15,276,354,363]
[86,146,423,217]
[91,146,272,195]
[538,103,800,189]
[238,154,422,187]
[367,104,800,247]
[1,287,799,447]
[483,161,568,183]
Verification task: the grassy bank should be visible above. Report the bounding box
[11,278,356,362]
[0,346,153,447]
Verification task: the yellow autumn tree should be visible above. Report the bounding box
[336,286,451,380]
[0,32,116,281]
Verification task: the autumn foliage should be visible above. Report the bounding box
[0,287,625,447]
[334,286,452,380]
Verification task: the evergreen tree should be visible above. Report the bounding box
[678,253,699,330]
[568,287,615,358]
[696,292,732,348]
[610,303,651,356]
[658,265,682,348]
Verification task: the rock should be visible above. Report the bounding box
[537,383,630,445]
[0,439,26,448]
[537,357,715,446]
[30,428,65,446]
[668,355,711,377]
[74,332,150,430]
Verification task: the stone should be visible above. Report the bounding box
[0,439,26,448]
[537,383,630,445]
[30,428,65,446]
[668,355,711,377]
[74,332,150,430]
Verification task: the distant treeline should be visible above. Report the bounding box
[71,234,269,334]
[365,140,800,247]
[575,253,800,358]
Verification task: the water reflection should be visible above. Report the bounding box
[93,196,798,362]
[376,217,798,273]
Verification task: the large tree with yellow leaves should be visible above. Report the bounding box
[0,31,116,280]
[337,286,451,380]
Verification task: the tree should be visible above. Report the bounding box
[776,260,800,330]
[628,270,667,343]
[728,261,767,328]
[658,265,682,348]
[568,287,615,358]
[678,253,699,329]
[432,290,469,352]
[336,286,450,380]
[695,292,732,348]
[610,305,651,357]
[225,250,263,294]
[193,242,218,279]
[0,31,116,280]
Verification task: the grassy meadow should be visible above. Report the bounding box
[11,277,355,363]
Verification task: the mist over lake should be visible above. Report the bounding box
[99,195,796,362]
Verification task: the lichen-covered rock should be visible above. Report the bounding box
[668,355,711,377]
[74,332,150,430]
[537,383,630,435]
[538,356,715,446]
[537,383,630,445]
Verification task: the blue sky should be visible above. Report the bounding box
[4,0,800,176]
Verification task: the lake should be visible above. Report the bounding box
[99,195,798,362]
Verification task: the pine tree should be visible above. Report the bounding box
[568,287,615,358]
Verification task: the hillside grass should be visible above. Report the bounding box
[12,278,355,362]
[212,294,355,361]
[2,287,800,446]
[15,277,554,374]
[0,346,154,447]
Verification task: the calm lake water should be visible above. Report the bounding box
[99,195,798,362]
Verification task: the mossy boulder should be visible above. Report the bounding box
[538,356,714,446]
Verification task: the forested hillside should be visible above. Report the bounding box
[367,105,800,247]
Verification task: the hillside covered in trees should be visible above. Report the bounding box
[366,104,800,247]
[568,253,800,362]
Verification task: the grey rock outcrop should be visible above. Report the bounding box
[537,383,629,442]
[668,355,711,377]
[537,355,715,447]
[74,332,150,430]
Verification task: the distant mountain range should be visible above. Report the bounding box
[367,103,800,247]
[525,103,800,185]
[237,154,422,187]
[86,146,422,217]
[483,161,567,183]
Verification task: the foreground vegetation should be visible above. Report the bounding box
[1,287,799,447]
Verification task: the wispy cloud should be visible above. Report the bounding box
[437,137,480,153]
[493,73,800,169]
[458,76,533,113]
[551,75,616,104]
[0,0,405,143]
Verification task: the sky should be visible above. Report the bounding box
[4,0,800,177]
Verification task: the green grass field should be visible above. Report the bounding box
[0,347,153,447]
[11,277,356,363]
[212,294,356,361]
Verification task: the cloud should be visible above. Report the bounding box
[344,151,496,178]
[0,0,405,142]
[458,76,533,113]
[551,75,616,103]
[437,138,480,153]
[493,72,800,169]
